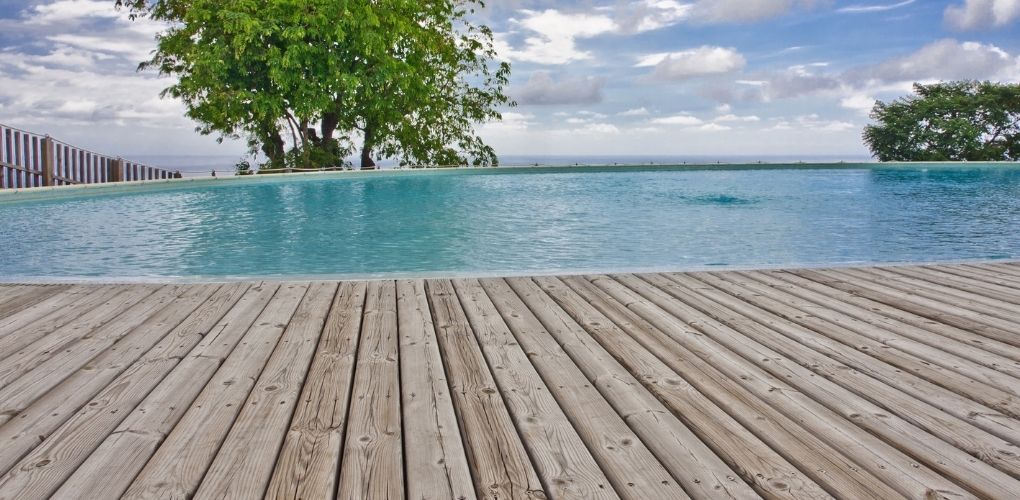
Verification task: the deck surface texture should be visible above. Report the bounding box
[1,262,1020,499]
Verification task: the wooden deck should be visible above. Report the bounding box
[1,262,1019,499]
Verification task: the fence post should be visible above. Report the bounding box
[110,158,123,183]
[41,136,55,187]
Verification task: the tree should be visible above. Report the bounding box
[116,0,512,169]
[863,81,1020,162]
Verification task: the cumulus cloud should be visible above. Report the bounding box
[514,72,606,105]
[945,0,1020,30]
[637,46,746,80]
[494,9,616,64]
[847,39,1016,84]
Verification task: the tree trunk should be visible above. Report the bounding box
[360,123,377,170]
[321,112,339,142]
[261,127,286,168]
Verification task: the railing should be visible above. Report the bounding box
[0,123,173,189]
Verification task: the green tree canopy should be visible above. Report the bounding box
[863,81,1020,162]
[116,0,512,169]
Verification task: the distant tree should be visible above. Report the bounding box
[864,81,1020,162]
[115,0,512,170]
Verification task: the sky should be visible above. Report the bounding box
[0,0,1019,161]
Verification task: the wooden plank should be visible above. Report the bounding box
[0,284,219,477]
[794,269,1020,349]
[482,278,691,500]
[895,266,1020,303]
[57,283,280,500]
[266,281,368,500]
[0,285,155,387]
[736,270,1020,440]
[940,264,1020,290]
[753,269,1020,365]
[669,272,1020,476]
[534,277,836,500]
[614,272,1018,499]
[335,281,403,500]
[0,285,185,427]
[846,267,1020,323]
[0,285,126,362]
[699,271,1020,409]
[122,283,308,499]
[196,282,337,499]
[426,279,545,500]
[0,284,248,499]
[597,272,953,498]
[0,285,70,319]
[392,279,475,500]
[0,285,98,341]
[514,277,758,500]
[455,279,618,500]
[811,269,1020,346]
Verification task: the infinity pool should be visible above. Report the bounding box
[1,165,1018,280]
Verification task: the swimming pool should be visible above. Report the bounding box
[1,164,1018,280]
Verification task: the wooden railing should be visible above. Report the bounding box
[0,123,173,189]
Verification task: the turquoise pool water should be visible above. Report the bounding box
[1,164,1018,280]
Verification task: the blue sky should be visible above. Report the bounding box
[1,0,1018,160]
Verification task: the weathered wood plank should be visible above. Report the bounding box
[394,279,475,500]
[0,285,125,360]
[728,270,1020,442]
[616,272,1018,499]
[266,281,367,500]
[426,279,545,500]
[0,285,182,425]
[336,280,403,500]
[549,276,837,499]
[0,285,95,340]
[455,278,618,500]
[0,284,248,499]
[57,283,280,499]
[0,285,159,392]
[797,269,1020,348]
[482,278,690,500]
[0,285,70,319]
[196,282,337,499]
[121,283,308,499]
[668,272,1020,477]
[751,270,1020,366]
[516,276,758,500]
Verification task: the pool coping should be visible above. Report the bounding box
[2,257,1016,285]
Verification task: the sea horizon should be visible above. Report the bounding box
[128,153,877,176]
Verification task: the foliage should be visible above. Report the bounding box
[864,81,1020,162]
[115,0,512,169]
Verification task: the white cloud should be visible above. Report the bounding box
[25,0,120,24]
[699,123,732,131]
[651,114,704,126]
[849,39,1017,84]
[619,107,651,116]
[496,9,617,64]
[715,114,762,122]
[619,0,694,32]
[769,114,856,132]
[637,46,746,80]
[840,94,877,114]
[945,0,1020,30]
[838,0,917,14]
